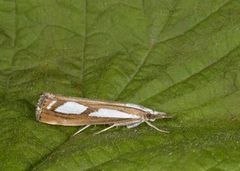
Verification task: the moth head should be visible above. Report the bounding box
[146,111,172,121]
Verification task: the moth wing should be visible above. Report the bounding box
[36,94,145,126]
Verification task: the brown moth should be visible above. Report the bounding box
[36,93,171,135]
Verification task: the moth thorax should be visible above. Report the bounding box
[146,114,157,121]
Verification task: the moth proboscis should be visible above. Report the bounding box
[36,93,172,135]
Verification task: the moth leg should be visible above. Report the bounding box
[145,121,169,133]
[94,124,116,135]
[72,125,91,136]
[127,122,142,129]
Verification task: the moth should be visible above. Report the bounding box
[36,93,172,135]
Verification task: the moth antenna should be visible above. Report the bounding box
[94,124,116,135]
[145,121,169,133]
[72,125,91,136]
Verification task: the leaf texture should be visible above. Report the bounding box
[1,0,240,170]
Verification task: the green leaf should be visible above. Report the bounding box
[1,0,240,170]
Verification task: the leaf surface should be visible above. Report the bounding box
[1,0,240,170]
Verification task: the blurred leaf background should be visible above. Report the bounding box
[1,0,240,170]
